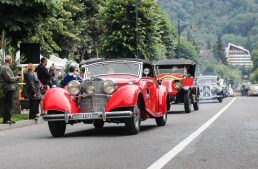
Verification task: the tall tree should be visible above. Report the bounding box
[213,35,227,64]
[99,0,176,60]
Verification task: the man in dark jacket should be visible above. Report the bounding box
[37,57,50,86]
[0,55,20,124]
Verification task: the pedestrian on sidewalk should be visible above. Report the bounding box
[36,57,50,115]
[0,55,20,124]
[25,64,41,119]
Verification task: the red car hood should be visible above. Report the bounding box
[95,74,139,85]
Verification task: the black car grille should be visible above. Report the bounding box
[80,79,108,112]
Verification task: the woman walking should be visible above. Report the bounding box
[25,64,41,119]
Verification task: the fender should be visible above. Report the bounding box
[43,88,79,114]
[105,85,140,112]
[158,85,168,114]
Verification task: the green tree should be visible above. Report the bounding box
[213,35,227,64]
[0,0,83,56]
[175,38,199,62]
[99,0,176,60]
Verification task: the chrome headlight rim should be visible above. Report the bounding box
[174,82,181,90]
[86,86,95,94]
[103,80,116,95]
[67,80,81,96]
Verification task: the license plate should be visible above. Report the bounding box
[73,113,94,120]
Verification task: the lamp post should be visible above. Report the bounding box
[177,20,190,58]
[135,0,140,59]
[87,45,92,59]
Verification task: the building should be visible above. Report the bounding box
[225,43,253,67]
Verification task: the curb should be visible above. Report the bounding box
[0,118,45,131]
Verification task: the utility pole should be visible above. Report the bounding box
[177,20,190,59]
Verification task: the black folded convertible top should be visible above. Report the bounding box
[155,58,195,66]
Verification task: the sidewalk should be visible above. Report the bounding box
[0,117,45,131]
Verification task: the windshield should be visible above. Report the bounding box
[85,61,141,78]
[197,78,217,85]
[157,66,185,74]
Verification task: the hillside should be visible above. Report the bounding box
[157,0,258,51]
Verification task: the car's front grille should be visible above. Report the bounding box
[80,79,108,112]
[202,85,211,97]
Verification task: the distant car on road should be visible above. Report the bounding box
[196,75,224,102]
[154,58,200,113]
[43,58,169,137]
[248,84,258,96]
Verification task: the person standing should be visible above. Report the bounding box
[36,57,50,115]
[49,64,57,88]
[61,65,82,87]
[0,55,20,124]
[37,57,50,92]
[25,64,41,119]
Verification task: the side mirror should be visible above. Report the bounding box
[143,68,150,76]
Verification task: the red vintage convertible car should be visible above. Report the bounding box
[43,58,169,137]
[154,58,199,113]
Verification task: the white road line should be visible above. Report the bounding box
[147,98,237,169]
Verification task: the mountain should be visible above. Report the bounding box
[157,0,258,51]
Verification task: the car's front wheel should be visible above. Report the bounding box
[125,101,141,135]
[218,96,223,103]
[48,121,66,137]
[93,120,104,129]
[155,113,167,126]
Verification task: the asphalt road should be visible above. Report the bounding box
[0,96,257,169]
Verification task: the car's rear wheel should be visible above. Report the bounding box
[48,121,66,137]
[125,100,141,135]
[155,113,167,126]
[184,90,192,113]
[93,120,104,129]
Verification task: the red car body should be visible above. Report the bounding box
[43,58,169,137]
[155,58,200,113]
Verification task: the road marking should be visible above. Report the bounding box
[147,98,237,169]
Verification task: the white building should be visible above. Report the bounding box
[225,43,253,67]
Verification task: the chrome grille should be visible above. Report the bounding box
[80,79,107,112]
[202,85,211,97]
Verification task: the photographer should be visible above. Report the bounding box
[0,55,20,124]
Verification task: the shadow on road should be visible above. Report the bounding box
[62,124,157,138]
[167,110,186,114]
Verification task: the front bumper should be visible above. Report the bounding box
[199,95,222,100]
[42,111,133,123]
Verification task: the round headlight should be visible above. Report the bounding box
[174,82,181,89]
[86,86,95,94]
[103,80,116,94]
[67,80,80,96]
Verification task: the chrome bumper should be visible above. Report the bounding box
[42,111,133,123]
[200,95,222,100]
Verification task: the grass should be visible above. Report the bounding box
[0,114,29,124]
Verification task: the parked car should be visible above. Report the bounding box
[248,84,258,96]
[227,85,234,97]
[42,58,169,137]
[196,75,224,102]
[154,58,199,113]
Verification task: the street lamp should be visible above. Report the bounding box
[177,20,190,58]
